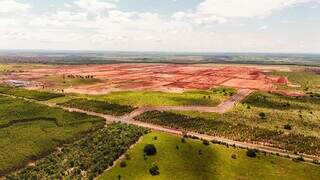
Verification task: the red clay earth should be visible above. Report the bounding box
[0,64,291,94]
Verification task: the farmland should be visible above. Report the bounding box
[0,95,104,174]
[0,85,64,101]
[134,110,320,156]
[272,71,320,92]
[100,131,320,180]
[59,98,136,116]
[92,88,235,107]
[7,123,146,179]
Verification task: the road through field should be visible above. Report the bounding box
[1,89,318,163]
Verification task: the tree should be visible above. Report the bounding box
[259,112,266,119]
[120,161,127,168]
[284,124,292,130]
[246,149,257,158]
[144,144,157,156]
[149,163,160,176]
[202,139,210,146]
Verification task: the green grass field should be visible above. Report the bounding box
[0,95,104,174]
[272,71,320,92]
[58,98,136,116]
[40,75,104,88]
[100,132,320,180]
[0,85,64,101]
[89,87,236,107]
[222,92,320,137]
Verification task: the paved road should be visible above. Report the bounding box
[1,90,318,163]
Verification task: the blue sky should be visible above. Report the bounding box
[0,0,319,53]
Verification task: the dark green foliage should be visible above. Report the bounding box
[202,140,210,146]
[0,85,64,101]
[284,124,292,130]
[259,112,266,119]
[144,144,157,156]
[59,98,135,116]
[246,149,257,158]
[135,111,320,156]
[120,161,127,168]
[149,163,160,176]
[181,138,186,143]
[231,154,237,159]
[6,123,146,179]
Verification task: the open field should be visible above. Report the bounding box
[58,98,136,116]
[272,71,320,92]
[91,87,236,107]
[0,85,64,101]
[0,95,104,175]
[7,123,146,179]
[134,110,320,156]
[100,131,320,180]
[0,63,292,94]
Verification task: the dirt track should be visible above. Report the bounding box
[2,89,319,163]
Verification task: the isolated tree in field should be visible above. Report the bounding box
[259,112,266,119]
[246,149,257,158]
[144,144,157,156]
[149,163,160,176]
[284,124,292,130]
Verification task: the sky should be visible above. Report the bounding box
[0,0,319,53]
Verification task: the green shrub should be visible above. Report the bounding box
[246,149,257,158]
[144,144,157,156]
[149,163,160,176]
[202,140,210,146]
[284,124,292,130]
[120,161,127,168]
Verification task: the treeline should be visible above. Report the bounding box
[135,111,320,156]
[6,123,148,179]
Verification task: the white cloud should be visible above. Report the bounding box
[258,25,268,31]
[74,0,117,14]
[0,0,31,13]
[197,0,309,19]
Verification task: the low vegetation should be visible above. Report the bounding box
[6,123,147,179]
[100,132,320,180]
[94,87,236,107]
[0,95,104,174]
[58,98,136,116]
[0,85,64,101]
[273,71,320,91]
[135,110,320,156]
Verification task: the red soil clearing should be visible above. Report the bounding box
[0,64,290,94]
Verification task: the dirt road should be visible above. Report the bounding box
[1,89,318,163]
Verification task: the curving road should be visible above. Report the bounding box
[1,89,319,163]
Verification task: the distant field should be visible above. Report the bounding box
[92,88,236,107]
[0,85,64,101]
[7,123,146,179]
[100,131,320,180]
[0,95,104,174]
[272,71,320,91]
[59,98,136,116]
[40,75,104,88]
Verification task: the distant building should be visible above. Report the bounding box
[5,80,29,87]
